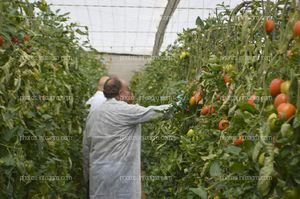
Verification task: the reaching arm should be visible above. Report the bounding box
[118,103,172,125]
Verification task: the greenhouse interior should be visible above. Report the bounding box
[0,0,300,198]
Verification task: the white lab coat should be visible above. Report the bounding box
[82,98,171,199]
[86,91,107,112]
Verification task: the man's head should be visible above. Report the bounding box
[119,79,134,104]
[103,77,122,99]
[120,79,128,90]
[103,77,134,103]
[97,76,110,91]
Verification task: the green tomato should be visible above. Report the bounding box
[268,113,277,121]
[280,123,294,138]
[187,129,195,137]
[268,113,279,131]
[38,0,48,11]
[280,81,291,95]
[223,64,234,72]
[179,51,190,60]
[258,153,265,167]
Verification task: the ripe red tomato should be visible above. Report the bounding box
[201,106,216,115]
[274,93,289,108]
[265,19,275,33]
[248,95,257,106]
[224,74,231,84]
[233,136,244,145]
[11,36,18,44]
[24,35,30,42]
[201,106,210,115]
[293,20,300,36]
[218,119,229,130]
[277,103,296,121]
[269,78,284,97]
[0,36,4,46]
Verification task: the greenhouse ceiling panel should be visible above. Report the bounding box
[35,0,245,55]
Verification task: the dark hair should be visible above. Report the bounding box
[103,77,122,99]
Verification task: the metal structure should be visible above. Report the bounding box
[152,0,180,56]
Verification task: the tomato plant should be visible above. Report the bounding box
[0,1,106,198]
[131,1,300,198]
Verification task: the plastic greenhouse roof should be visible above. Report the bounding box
[35,0,247,55]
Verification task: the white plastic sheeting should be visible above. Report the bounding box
[36,0,246,55]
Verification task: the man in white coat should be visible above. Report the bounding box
[86,76,109,112]
[82,77,171,199]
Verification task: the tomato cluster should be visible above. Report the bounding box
[0,34,31,46]
[268,78,296,121]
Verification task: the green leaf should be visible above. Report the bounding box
[1,155,15,167]
[59,12,70,18]
[238,102,258,114]
[292,112,300,128]
[230,162,246,173]
[75,28,88,35]
[42,114,52,120]
[200,162,210,177]
[292,78,300,128]
[225,145,242,155]
[2,126,19,142]
[288,77,298,106]
[201,154,217,161]
[228,105,237,117]
[257,164,274,196]
[196,17,204,27]
[209,161,222,177]
[156,141,167,150]
[209,64,223,71]
[252,142,263,162]
[189,186,207,199]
